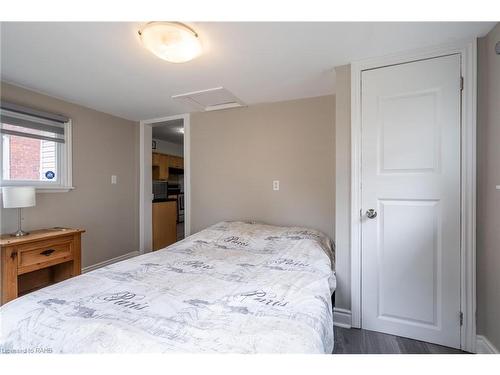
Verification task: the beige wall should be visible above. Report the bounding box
[1,82,140,268]
[190,95,336,242]
[334,65,351,311]
[477,23,500,350]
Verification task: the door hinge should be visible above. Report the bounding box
[460,76,464,91]
[459,311,464,326]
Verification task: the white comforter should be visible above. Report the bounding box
[0,221,335,353]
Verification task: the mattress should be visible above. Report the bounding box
[0,221,336,353]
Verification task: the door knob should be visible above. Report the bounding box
[366,209,377,219]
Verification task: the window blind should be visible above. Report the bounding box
[0,101,68,143]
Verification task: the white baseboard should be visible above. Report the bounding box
[82,251,140,273]
[333,308,352,328]
[476,335,500,354]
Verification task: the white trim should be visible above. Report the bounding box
[476,335,500,354]
[139,121,152,254]
[0,187,75,194]
[459,40,477,353]
[139,113,191,255]
[2,133,10,180]
[333,308,352,329]
[82,251,140,274]
[183,115,191,237]
[350,38,477,352]
[350,57,362,329]
[34,186,75,193]
[62,119,73,189]
[139,121,147,254]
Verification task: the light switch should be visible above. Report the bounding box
[111,175,118,184]
[496,185,500,190]
[273,180,280,191]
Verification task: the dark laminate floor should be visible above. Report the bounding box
[176,222,184,241]
[333,327,468,354]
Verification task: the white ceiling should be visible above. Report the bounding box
[0,22,495,121]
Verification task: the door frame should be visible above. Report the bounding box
[139,113,191,254]
[350,38,477,352]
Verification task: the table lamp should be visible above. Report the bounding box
[2,186,36,237]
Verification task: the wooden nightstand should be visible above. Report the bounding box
[1,228,85,305]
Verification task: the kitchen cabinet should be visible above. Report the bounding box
[152,152,184,180]
[152,201,177,250]
[152,152,161,167]
[159,154,169,179]
[168,156,183,169]
[152,152,169,180]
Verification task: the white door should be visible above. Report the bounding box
[361,54,462,348]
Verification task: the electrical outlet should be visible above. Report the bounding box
[273,180,280,191]
[111,175,118,184]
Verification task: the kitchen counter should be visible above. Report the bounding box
[152,198,177,203]
[152,200,177,250]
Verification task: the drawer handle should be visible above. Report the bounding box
[40,249,56,256]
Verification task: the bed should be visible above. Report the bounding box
[0,221,336,353]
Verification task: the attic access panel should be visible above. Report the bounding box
[172,87,245,111]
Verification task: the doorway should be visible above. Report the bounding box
[139,114,191,254]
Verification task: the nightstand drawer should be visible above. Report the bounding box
[17,237,73,274]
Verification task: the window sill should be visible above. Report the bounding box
[36,186,75,193]
[0,186,75,193]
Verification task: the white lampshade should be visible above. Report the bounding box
[138,22,202,63]
[2,186,36,208]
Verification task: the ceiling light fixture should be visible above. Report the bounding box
[138,22,202,63]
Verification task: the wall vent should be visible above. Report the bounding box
[172,87,245,112]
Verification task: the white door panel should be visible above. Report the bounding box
[361,54,461,348]
[377,199,441,327]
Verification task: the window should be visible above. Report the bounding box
[0,102,73,191]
